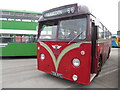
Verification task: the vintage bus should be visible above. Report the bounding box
[0,9,42,57]
[112,35,120,47]
[37,4,111,85]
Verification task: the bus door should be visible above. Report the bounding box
[91,21,98,75]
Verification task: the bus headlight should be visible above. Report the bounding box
[40,53,45,60]
[72,75,78,81]
[72,58,80,67]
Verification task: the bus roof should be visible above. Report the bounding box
[0,9,42,14]
[39,3,91,22]
[0,9,42,21]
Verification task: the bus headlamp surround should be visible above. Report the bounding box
[72,58,80,67]
[40,53,45,60]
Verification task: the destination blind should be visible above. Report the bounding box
[43,4,77,18]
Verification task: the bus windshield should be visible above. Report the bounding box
[39,17,87,41]
[58,18,87,40]
[39,25,57,40]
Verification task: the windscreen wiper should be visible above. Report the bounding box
[68,32,83,44]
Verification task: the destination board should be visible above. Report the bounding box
[43,4,77,18]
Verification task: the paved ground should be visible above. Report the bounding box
[1,48,119,88]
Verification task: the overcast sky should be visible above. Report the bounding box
[0,0,119,34]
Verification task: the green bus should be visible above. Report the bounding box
[0,9,42,56]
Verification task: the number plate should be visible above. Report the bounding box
[51,71,62,78]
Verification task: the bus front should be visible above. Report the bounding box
[37,4,93,85]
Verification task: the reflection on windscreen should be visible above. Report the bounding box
[39,25,57,39]
[58,18,87,40]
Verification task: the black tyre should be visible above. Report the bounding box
[107,49,110,59]
[96,56,102,77]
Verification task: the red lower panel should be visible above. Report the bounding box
[37,42,92,85]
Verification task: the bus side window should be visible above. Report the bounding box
[22,35,29,43]
[98,28,104,39]
[16,35,22,43]
[29,35,36,43]
[1,34,14,43]
[105,30,109,39]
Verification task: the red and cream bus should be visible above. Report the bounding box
[37,4,112,85]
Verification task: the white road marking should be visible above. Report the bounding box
[98,68,118,78]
